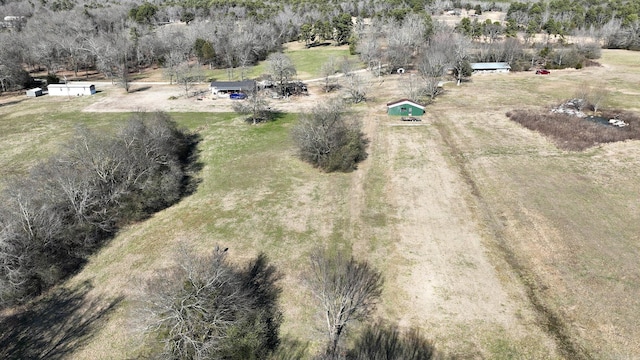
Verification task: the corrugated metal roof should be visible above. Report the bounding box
[471,62,511,70]
[386,99,425,110]
[210,80,256,91]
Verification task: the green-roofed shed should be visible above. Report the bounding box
[386,99,425,116]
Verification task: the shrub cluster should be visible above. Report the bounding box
[291,100,368,172]
[506,109,640,151]
[0,112,198,306]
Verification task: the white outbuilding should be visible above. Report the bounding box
[470,62,511,73]
[47,83,96,96]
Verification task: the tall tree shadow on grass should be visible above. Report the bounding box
[0,280,123,360]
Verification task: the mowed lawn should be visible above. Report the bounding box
[0,49,639,359]
[205,43,360,81]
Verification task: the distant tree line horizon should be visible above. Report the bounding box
[0,0,639,94]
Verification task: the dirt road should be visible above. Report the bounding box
[343,76,558,357]
[81,80,337,113]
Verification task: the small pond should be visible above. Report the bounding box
[585,116,628,128]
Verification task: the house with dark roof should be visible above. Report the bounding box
[470,62,511,73]
[386,99,425,116]
[210,80,256,95]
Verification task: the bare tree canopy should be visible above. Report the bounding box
[320,56,339,92]
[267,53,297,97]
[174,61,204,97]
[306,248,383,359]
[384,14,429,71]
[340,59,371,104]
[0,33,29,93]
[138,245,282,360]
[587,85,610,116]
[417,46,447,101]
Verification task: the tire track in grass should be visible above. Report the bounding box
[433,120,592,360]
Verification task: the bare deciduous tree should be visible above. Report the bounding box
[588,85,610,116]
[574,82,610,115]
[417,47,447,101]
[0,33,28,93]
[356,32,383,77]
[138,245,282,360]
[306,249,383,358]
[0,113,196,307]
[271,5,302,43]
[449,33,472,86]
[403,73,425,102]
[267,53,297,97]
[340,59,369,103]
[174,62,204,97]
[232,89,271,124]
[343,72,369,104]
[384,14,427,71]
[320,56,339,92]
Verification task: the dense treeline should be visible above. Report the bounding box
[503,0,640,49]
[1,0,639,94]
[0,112,198,306]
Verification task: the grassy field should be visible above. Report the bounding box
[1,49,640,359]
[205,43,360,81]
[0,106,356,357]
[430,50,640,358]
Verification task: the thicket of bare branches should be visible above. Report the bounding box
[320,57,339,93]
[339,59,370,103]
[138,246,282,360]
[574,83,611,116]
[506,109,640,151]
[306,249,383,359]
[232,89,272,124]
[0,112,198,306]
[291,100,368,172]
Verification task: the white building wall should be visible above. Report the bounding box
[48,83,96,96]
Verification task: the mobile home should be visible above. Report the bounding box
[48,83,96,96]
